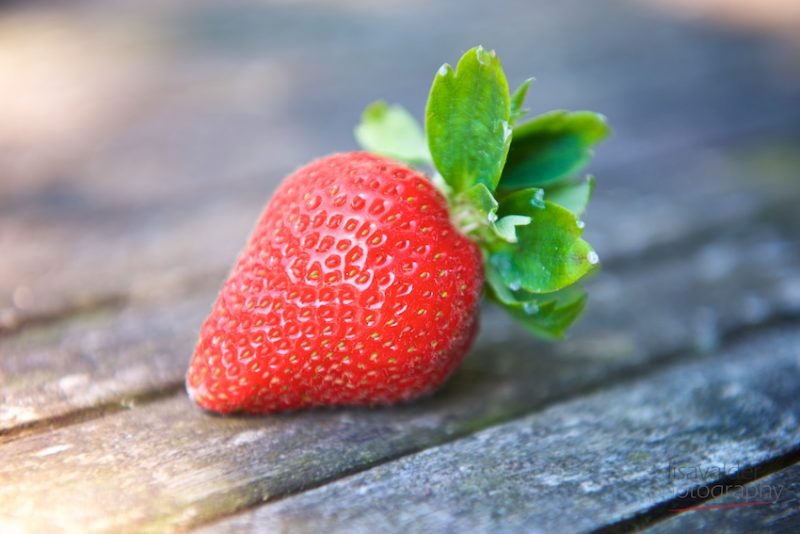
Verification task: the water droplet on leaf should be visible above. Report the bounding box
[502,121,512,143]
[523,302,539,314]
[530,189,545,209]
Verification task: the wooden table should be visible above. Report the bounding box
[2,0,800,531]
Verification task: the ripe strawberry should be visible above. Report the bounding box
[187,46,608,413]
[187,153,483,413]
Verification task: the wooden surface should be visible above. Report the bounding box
[203,326,800,533]
[2,0,800,532]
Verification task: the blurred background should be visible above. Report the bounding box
[3,2,800,530]
[1,0,799,337]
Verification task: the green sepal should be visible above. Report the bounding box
[488,189,599,294]
[451,183,498,238]
[486,265,588,340]
[506,288,588,340]
[509,78,534,125]
[354,101,431,166]
[498,110,610,191]
[425,46,511,193]
[546,175,595,217]
[354,45,607,343]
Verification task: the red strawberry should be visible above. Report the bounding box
[187,153,483,413]
[187,46,607,413]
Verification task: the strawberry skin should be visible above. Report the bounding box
[187,152,484,413]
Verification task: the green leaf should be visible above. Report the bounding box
[507,287,588,340]
[509,78,533,125]
[354,101,431,165]
[486,265,588,339]
[546,175,595,216]
[425,46,511,193]
[498,110,610,191]
[488,189,599,294]
[484,261,519,305]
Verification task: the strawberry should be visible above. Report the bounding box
[187,46,609,413]
[187,153,483,413]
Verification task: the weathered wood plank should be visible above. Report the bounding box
[0,0,785,199]
[0,200,253,333]
[3,0,799,330]
[1,3,799,530]
[4,64,799,427]
[645,462,800,532]
[201,326,800,534]
[0,221,798,529]
[2,204,799,437]
[0,292,213,436]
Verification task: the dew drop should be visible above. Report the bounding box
[475,45,493,65]
[509,279,521,291]
[576,220,585,229]
[588,251,599,265]
[502,121,512,143]
[530,189,545,209]
[523,302,539,315]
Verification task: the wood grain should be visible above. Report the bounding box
[0,292,213,436]
[201,326,800,533]
[0,205,800,440]
[2,200,799,436]
[0,219,798,529]
[2,1,800,531]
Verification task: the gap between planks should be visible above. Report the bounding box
[195,324,800,533]
[190,313,800,531]
[643,459,800,532]
[595,447,800,533]
[0,384,181,446]
[3,312,799,532]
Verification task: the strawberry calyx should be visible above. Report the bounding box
[355,46,610,340]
